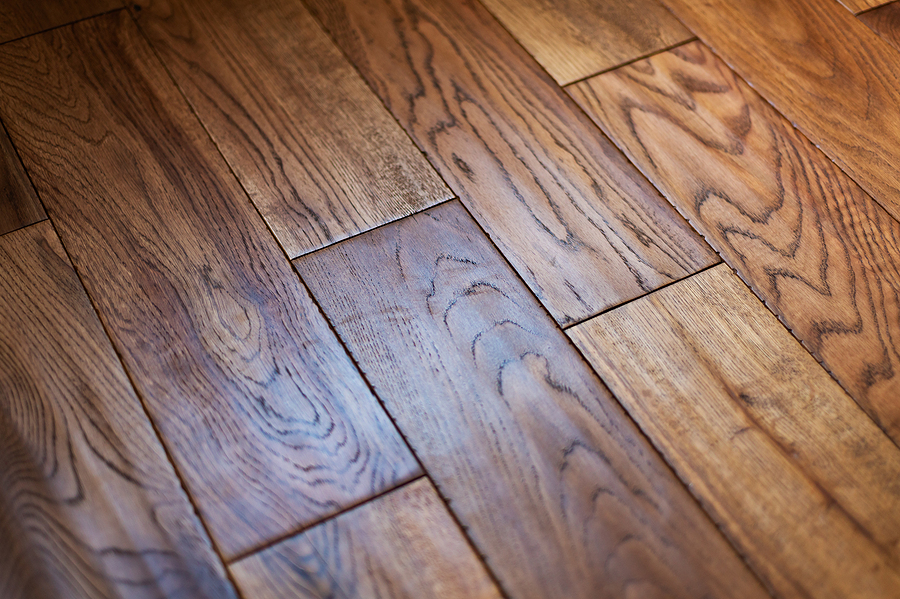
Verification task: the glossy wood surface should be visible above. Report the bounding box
[0,12,419,560]
[0,120,45,235]
[306,0,717,325]
[133,0,450,258]
[570,264,900,599]
[0,0,121,43]
[860,1,900,50]
[0,222,237,599]
[295,201,767,599]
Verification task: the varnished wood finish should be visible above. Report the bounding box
[295,201,767,599]
[133,0,450,258]
[0,120,45,235]
[306,0,717,325]
[479,0,692,85]
[860,2,900,50]
[0,0,121,43]
[0,222,236,599]
[569,264,900,598]
[0,12,419,559]
[569,42,900,438]
[658,0,900,225]
[842,0,892,13]
[231,479,504,599]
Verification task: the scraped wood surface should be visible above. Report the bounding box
[0,120,45,235]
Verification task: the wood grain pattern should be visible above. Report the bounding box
[306,0,717,325]
[231,478,504,599]
[0,221,236,599]
[0,119,45,235]
[0,0,121,43]
[479,0,692,85]
[295,201,767,599]
[569,42,900,440]
[569,264,900,599]
[133,0,450,258]
[860,2,900,50]
[0,12,419,560]
[658,0,900,226]
[842,0,891,14]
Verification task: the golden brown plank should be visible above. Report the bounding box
[295,201,767,599]
[0,222,236,599]
[0,120,45,235]
[860,2,900,49]
[0,13,419,560]
[479,0,692,85]
[569,264,900,598]
[0,0,121,43]
[231,479,503,599]
[844,0,892,13]
[133,0,450,258]
[658,0,900,225]
[306,0,717,325]
[569,42,900,441]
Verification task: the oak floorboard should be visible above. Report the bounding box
[294,201,768,599]
[479,0,692,85]
[843,0,893,13]
[569,264,900,599]
[860,2,900,50]
[133,0,451,258]
[0,12,419,560]
[0,0,121,44]
[305,0,717,326]
[569,42,900,441]
[231,479,504,599]
[0,119,45,235]
[0,222,236,599]
[658,0,900,226]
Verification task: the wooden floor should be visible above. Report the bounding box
[3,0,900,597]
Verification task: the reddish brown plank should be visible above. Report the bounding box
[306,0,717,325]
[0,221,236,599]
[295,201,768,599]
[0,0,121,44]
[0,12,419,560]
[860,2,900,49]
[133,0,451,258]
[0,120,45,235]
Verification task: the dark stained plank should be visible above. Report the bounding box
[479,0,692,85]
[0,119,45,235]
[0,0,121,44]
[0,221,237,599]
[0,12,420,560]
[230,478,504,599]
[658,0,900,225]
[860,2,900,50]
[569,264,900,599]
[294,201,768,599]
[568,42,900,441]
[305,0,717,326]
[132,0,451,258]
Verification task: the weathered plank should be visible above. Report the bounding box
[0,221,237,599]
[231,479,504,599]
[133,0,451,258]
[0,13,419,560]
[306,0,717,325]
[569,264,900,598]
[295,201,767,599]
[0,0,121,43]
[0,119,45,235]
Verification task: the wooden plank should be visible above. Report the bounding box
[569,264,900,599]
[294,201,767,599]
[305,0,717,326]
[0,222,237,599]
[0,0,121,44]
[0,12,420,560]
[842,0,892,14]
[0,119,45,235]
[231,479,504,599]
[132,0,451,259]
[568,42,900,441]
[657,0,900,226]
[860,2,900,50]
[479,0,692,85]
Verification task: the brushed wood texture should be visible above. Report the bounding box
[860,2,900,50]
[0,120,45,235]
[295,201,767,599]
[305,0,717,325]
[0,221,237,599]
[231,479,503,599]
[479,0,692,85]
[569,42,900,439]
[658,0,900,226]
[0,12,419,560]
[0,0,121,43]
[132,0,451,258]
[569,264,900,599]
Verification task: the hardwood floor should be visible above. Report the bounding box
[3,0,900,597]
